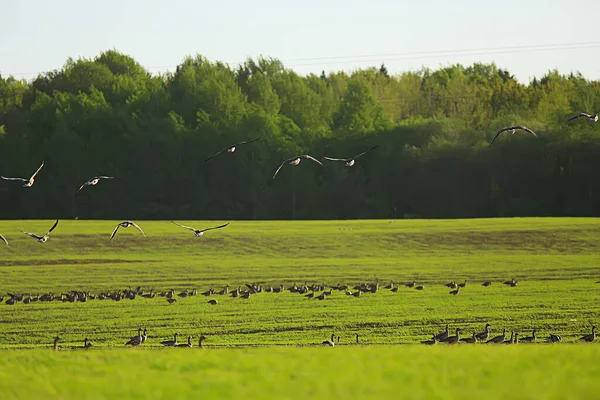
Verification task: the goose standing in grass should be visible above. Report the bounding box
[421,335,437,345]
[504,331,515,344]
[110,221,145,240]
[460,332,478,344]
[322,334,336,346]
[546,334,562,343]
[578,326,596,342]
[177,336,194,348]
[21,219,59,243]
[435,325,450,341]
[489,126,537,145]
[198,335,207,348]
[568,110,599,122]
[520,330,536,343]
[487,328,507,344]
[272,155,323,179]
[449,287,460,295]
[160,333,179,347]
[171,221,229,237]
[205,137,261,162]
[1,161,44,187]
[141,328,148,344]
[0,233,7,246]
[322,145,378,167]
[406,281,416,288]
[76,176,114,194]
[482,281,492,287]
[126,328,143,346]
[458,280,467,288]
[446,328,461,345]
[53,336,61,351]
[355,333,360,344]
[475,324,491,341]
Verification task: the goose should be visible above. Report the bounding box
[322,145,378,167]
[475,324,491,341]
[504,331,515,344]
[160,333,179,347]
[520,330,536,343]
[177,336,194,348]
[141,328,148,344]
[449,287,460,295]
[489,126,537,145]
[568,110,599,122]
[110,221,145,240]
[435,325,450,341]
[457,280,467,288]
[0,233,7,246]
[84,338,93,349]
[415,285,425,290]
[578,326,596,342]
[546,334,562,343]
[208,299,218,305]
[482,281,492,287]
[167,298,177,304]
[53,336,61,351]
[406,281,416,288]
[205,137,261,162]
[126,328,143,346]
[1,160,44,187]
[356,333,360,344]
[446,328,461,345]
[77,175,114,194]
[171,221,229,237]
[445,281,457,289]
[198,335,207,348]
[503,278,517,286]
[391,286,399,292]
[487,328,506,344]
[322,334,335,346]
[272,154,323,179]
[21,219,59,243]
[460,332,478,344]
[421,334,437,345]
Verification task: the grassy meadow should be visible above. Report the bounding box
[0,218,599,398]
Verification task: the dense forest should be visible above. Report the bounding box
[1,50,599,220]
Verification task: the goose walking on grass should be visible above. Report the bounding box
[475,324,491,341]
[205,137,261,162]
[171,221,229,237]
[446,328,461,345]
[0,233,7,246]
[161,333,179,347]
[21,219,59,243]
[110,221,145,240]
[272,155,323,179]
[77,176,114,194]
[177,336,194,348]
[460,332,478,344]
[489,126,537,145]
[1,161,44,187]
[487,328,507,344]
[579,326,596,342]
[568,110,599,123]
[322,334,336,346]
[435,324,450,341]
[322,145,378,167]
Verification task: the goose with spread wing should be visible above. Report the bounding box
[110,221,146,240]
[1,161,44,187]
[171,221,229,237]
[21,220,59,243]
[273,155,323,179]
[489,126,537,145]
[205,137,261,162]
[323,145,378,167]
[568,110,599,122]
[77,176,114,194]
[0,233,7,246]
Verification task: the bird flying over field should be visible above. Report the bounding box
[205,137,261,162]
[0,233,7,246]
[273,155,323,179]
[1,161,44,187]
[322,145,379,167]
[171,221,229,237]
[110,221,146,240]
[489,126,537,145]
[77,176,114,194]
[21,219,59,243]
[567,110,599,122]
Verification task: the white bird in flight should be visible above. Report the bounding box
[323,145,379,167]
[205,137,261,162]
[0,233,7,246]
[489,126,537,145]
[273,155,323,179]
[77,176,114,194]
[171,221,230,237]
[21,219,59,243]
[1,161,44,187]
[110,221,146,240]
[568,111,599,123]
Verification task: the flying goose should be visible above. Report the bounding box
[1,161,44,187]
[489,126,537,145]
[110,221,145,240]
[0,233,7,246]
[578,326,596,342]
[171,221,229,237]
[177,336,194,348]
[322,145,378,167]
[21,219,59,243]
[160,333,179,347]
[322,333,336,346]
[77,175,114,194]
[205,137,261,162]
[272,155,323,179]
[568,111,599,122]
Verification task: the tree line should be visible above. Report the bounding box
[1,50,599,220]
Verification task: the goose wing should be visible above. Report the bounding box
[21,231,43,240]
[235,137,261,146]
[110,224,122,240]
[129,221,146,237]
[46,219,59,235]
[1,176,27,182]
[0,234,7,246]
[299,154,324,166]
[273,157,295,179]
[205,148,227,162]
[29,161,44,180]
[568,112,591,121]
[489,127,510,145]
[515,125,537,137]
[199,223,230,233]
[322,156,349,162]
[353,145,379,159]
[96,176,114,180]
[77,181,90,193]
[171,221,197,231]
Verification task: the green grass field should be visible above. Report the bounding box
[0,218,599,398]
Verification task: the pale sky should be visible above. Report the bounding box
[1,0,598,83]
